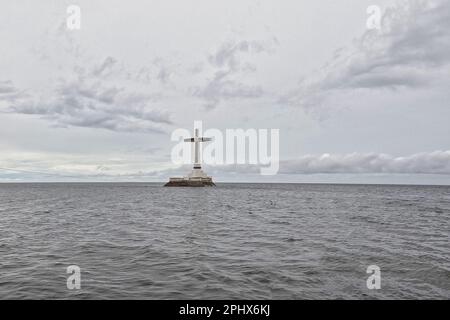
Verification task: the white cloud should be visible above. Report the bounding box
[279,151,450,174]
[186,151,450,175]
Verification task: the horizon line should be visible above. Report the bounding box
[0,181,449,187]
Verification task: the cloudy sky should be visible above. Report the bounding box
[0,0,449,184]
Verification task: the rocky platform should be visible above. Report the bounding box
[164,177,216,187]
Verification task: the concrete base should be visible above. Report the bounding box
[164,177,216,187]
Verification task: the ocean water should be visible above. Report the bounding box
[0,183,448,300]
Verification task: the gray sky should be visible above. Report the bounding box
[1,0,449,184]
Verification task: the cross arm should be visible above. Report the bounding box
[183,137,213,142]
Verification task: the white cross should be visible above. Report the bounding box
[184,128,212,169]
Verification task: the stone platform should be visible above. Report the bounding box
[164,177,216,187]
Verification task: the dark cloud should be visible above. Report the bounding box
[207,40,270,71]
[193,70,264,109]
[91,56,118,77]
[193,38,278,109]
[339,0,450,90]
[6,60,173,133]
[0,80,16,94]
[0,80,27,104]
[283,0,450,109]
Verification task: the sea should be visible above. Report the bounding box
[0,183,448,299]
